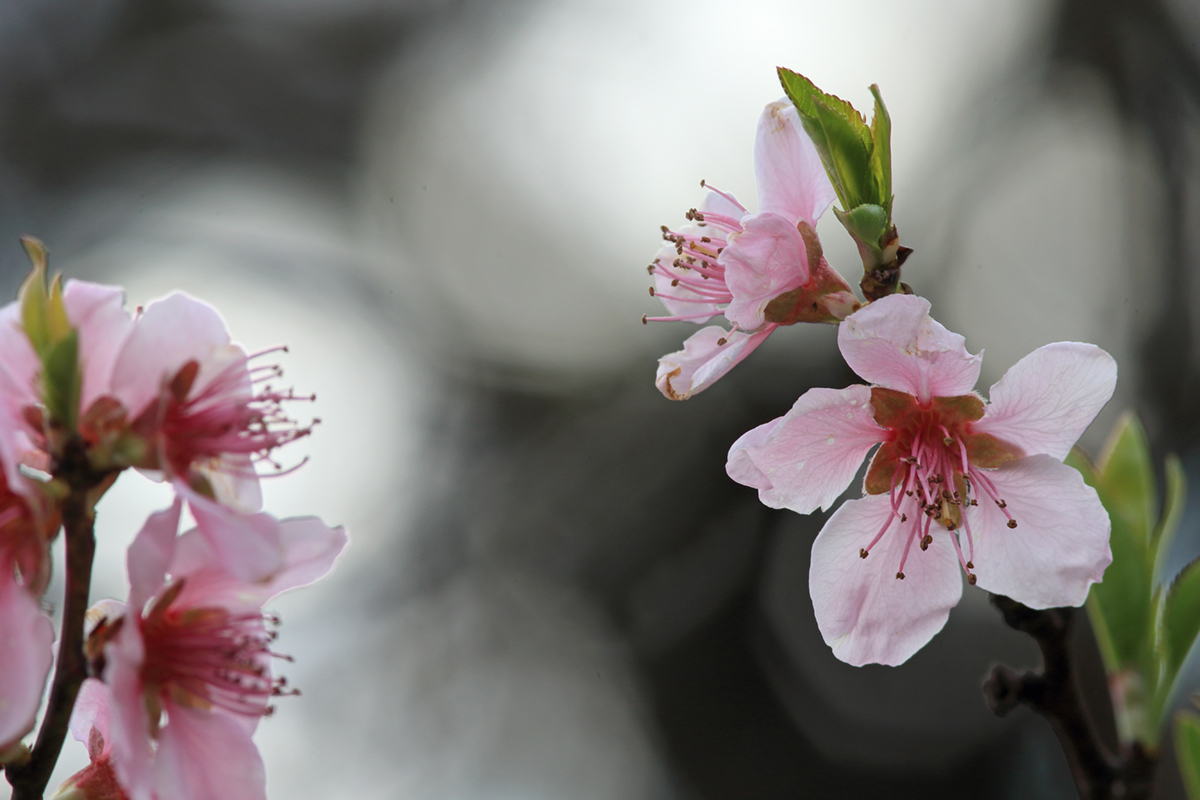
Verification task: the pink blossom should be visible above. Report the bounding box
[647,100,857,400]
[109,292,313,512]
[726,294,1116,665]
[0,404,55,752]
[91,497,345,800]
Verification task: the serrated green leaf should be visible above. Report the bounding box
[813,101,874,210]
[1177,712,1200,799]
[868,84,892,214]
[1154,454,1187,581]
[1164,557,1200,688]
[1097,411,1156,548]
[42,329,80,430]
[777,68,868,138]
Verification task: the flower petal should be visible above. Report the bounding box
[0,301,39,409]
[105,622,153,800]
[152,705,266,800]
[110,293,233,417]
[126,497,183,611]
[63,280,135,410]
[177,483,284,584]
[655,325,774,400]
[722,212,810,330]
[972,342,1117,460]
[809,494,963,666]
[968,455,1111,608]
[726,384,882,514]
[0,574,54,749]
[69,678,113,757]
[754,100,837,226]
[838,294,982,402]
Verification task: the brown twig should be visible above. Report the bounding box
[982,594,1156,800]
[5,440,109,800]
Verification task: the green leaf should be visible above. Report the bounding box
[42,329,80,430]
[812,100,874,210]
[1164,557,1200,687]
[1154,454,1187,581]
[1097,411,1157,549]
[868,84,892,214]
[1177,711,1200,799]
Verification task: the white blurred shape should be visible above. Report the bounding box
[258,568,674,800]
[359,0,1040,378]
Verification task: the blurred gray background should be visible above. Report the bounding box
[3,0,1200,797]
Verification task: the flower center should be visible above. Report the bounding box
[643,182,744,332]
[136,349,315,490]
[139,580,293,723]
[859,388,1020,583]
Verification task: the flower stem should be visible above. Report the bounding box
[6,442,106,800]
[982,594,1156,800]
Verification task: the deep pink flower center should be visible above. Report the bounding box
[138,350,315,489]
[859,388,1021,583]
[139,583,291,720]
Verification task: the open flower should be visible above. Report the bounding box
[646,100,858,400]
[726,294,1116,665]
[109,293,313,512]
[90,498,345,800]
[0,404,56,752]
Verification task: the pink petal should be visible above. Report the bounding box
[722,212,810,331]
[110,293,232,417]
[698,184,747,221]
[0,574,54,749]
[104,622,153,800]
[726,385,882,514]
[753,100,837,226]
[972,342,1117,461]
[838,294,982,402]
[655,325,774,400]
[152,705,266,800]
[177,483,284,584]
[69,678,113,758]
[169,516,346,608]
[968,455,1111,608]
[126,497,183,611]
[809,494,963,666]
[63,280,135,410]
[200,453,263,514]
[0,301,38,409]
[651,243,722,323]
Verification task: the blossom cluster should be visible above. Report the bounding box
[645,80,1116,666]
[0,243,345,800]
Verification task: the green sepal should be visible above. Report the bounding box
[1097,412,1156,549]
[42,329,81,430]
[1177,711,1200,799]
[834,204,889,261]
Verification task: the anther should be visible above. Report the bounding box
[716,337,727,346]
[859,548,868,559]
[965,561,973,570]
[648,287,655,296]
[896,572,905,580]
[900,514,907,523]
[997,500,1007,509]
[968,574,977,585]
[671,279,680,287]
[641,315,647,325]
[700,179,706,187]
[1007,519,1018,529]
[943,436,954,446]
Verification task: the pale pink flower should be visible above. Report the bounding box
[51,679,129,800]
[0,402,55,752]
[110,292,313,512]
[93,497,345,800]
[726,294,1116,666]
[0,280,134,468]
[646,100,857,400]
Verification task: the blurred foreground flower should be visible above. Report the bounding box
[646,100,858,400]
[727,294,1116,665]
